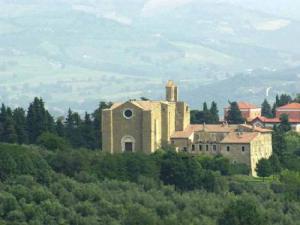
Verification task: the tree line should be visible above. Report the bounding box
[191,94,300,125]
[0,98,112,150]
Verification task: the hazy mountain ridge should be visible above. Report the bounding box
[0,0,299,113]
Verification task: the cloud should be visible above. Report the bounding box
[142,0,194,16]
[254,19,290,31]
[72,4,132,25]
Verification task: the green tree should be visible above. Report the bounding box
[210,101,219,124]
[26,98,54,143]
[65,109,84,148]
[81,113,96,149]
[218,197,264,225]
[272,94,293,116]
[0,151,17,180]
[37,132,70,151]
[278,114,291,133]
[55,117,65,137]
[272,125,287,160]
[0,106,17,143]
[13,107,28,144]
[269,154,281,175]
[256,158,272,181]
[226,102,245,124]
[261,99,273,118]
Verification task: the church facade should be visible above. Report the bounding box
[102,81,273,176]
[102,81,190,153]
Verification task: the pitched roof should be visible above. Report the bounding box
[252,116,300,124]
[197,124,239,133]
[237,102,259,109]
[221,132,259,144]
[171,125,202,139]
[171,124,240,139]
[109,102,122,110]
[225,102,259,110]
[277,103,300,110]
[239,124,272,133]
[108,101,168,111]
[133,101,165,111]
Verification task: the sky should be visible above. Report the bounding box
[142,0,194,16]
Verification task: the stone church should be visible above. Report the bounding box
[102,81,190,153]
[102,81,272,176]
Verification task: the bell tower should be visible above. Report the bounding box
[166,80,178,102]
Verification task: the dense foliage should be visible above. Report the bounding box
[0,143,299,225]
[191,101,219,124]
[0,98,112,150]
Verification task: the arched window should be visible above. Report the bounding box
[121,135,135,152]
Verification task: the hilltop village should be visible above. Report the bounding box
[103,81,292,176]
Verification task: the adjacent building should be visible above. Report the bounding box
[224,102,261,121]
[171,124,272,176]
[251,103,300,132]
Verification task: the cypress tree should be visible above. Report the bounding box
[13,107,28,144]
[226,102,245,124]
[65,109,84,148]
[26,97,51,143]
[81,113,96,149]
[210,101,219,124]
[0,104,7,141]
[202,102,212,123]
[2,107,17,143]
[55,117,65,137]
[278,114,291,133]
[261,99,273,118]
[272,125,287,161]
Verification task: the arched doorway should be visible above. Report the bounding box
[121,136,135,152]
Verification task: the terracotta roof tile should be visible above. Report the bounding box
[237,102,259,109]
[225,102,259,110]
[221,132,259,144]
[277,103,300,110]
[171,125,202,139]
[239,124,272,133]
[252,116,300,123]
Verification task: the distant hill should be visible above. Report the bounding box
[0,0,300,113]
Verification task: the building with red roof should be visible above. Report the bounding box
[224,101,261,121]
[276,103,300,120]
[250,103,300,132]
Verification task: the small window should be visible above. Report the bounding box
[192,144,195,151]
[199,145,202,151]
[242,146,245,152]
[206,145,209,151]
[213,145,217,151]
[227,146,230,152]
[183,147,187,152]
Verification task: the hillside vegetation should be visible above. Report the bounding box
[0,142,300,225]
